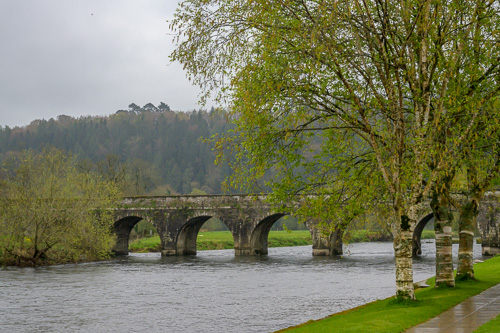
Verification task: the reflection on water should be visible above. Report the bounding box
[0,241,483,333]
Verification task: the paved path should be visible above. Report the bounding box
[405,283,500,333]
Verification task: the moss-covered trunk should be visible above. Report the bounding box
[431,190,455,288]
[457,199,478,280]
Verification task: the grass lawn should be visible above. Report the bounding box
[128,236,163,252]
[277,256,500,332]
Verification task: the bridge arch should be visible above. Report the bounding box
[176,216,231,255]
[250,213,287,255]
[112,215,155,255]
[412,213,434,257]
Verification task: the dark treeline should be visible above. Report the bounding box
[0,103,234,195]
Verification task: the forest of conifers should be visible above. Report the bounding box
[0,103,235,196]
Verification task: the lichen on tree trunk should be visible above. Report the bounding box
[331,226,344,255]
[457,200,478,280]
[434,221,455,287]
[393,229,415,300]
[431,188,455,288]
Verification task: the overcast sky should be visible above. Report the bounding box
[0,0,206,128]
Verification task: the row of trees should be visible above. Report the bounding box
[0,108,234,195]
[171,0,500,299]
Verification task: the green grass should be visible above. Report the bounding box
[129,229,433,253]
[268,230,312,247]
[277,256,500,333]
[128,230,313,252]
[475,314,500,332]
[128,236,163,252]
[421,229,435,239]
[195,230,235,250]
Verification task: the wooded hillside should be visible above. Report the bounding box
[0,104,234,195]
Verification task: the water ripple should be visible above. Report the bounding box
[0,241,483,333]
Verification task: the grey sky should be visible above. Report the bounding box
[0,0,204,127]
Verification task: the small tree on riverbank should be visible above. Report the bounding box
[0,148,121,266]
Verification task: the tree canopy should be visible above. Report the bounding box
[0,148,121,266]
[171,0,500,299]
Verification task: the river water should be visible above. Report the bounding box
[0,240,484,333]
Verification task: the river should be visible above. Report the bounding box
[0,240,484,333]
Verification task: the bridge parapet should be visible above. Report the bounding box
[119,195,273,211]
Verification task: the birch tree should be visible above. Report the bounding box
[455,120,500,280]
[171,0,500,299]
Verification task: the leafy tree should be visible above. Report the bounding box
[430,175,456,287]
[0,148,121,266]
[128,103,141,113]
[171,0,500,299]
[143,103,158,112]
[454,122,500,280]
[158,102,171,112]
[429,95,500,285]
[125,158,162,195]
[96,154,129,193]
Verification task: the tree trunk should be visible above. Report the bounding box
[434,220,454,287]
[457,200,478,280]
[330,226,344,255]
[393,229,415,300]
[392,206,418,300]
[431,190,455,288]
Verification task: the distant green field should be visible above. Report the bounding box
[128,230,313,252]
[128,229,433,252]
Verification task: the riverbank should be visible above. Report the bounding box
[277,255,500,333]
[128,229,436,252]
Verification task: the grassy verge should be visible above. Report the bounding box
[475,314,500,332]
[277,256,500,333]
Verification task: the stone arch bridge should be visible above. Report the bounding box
[112,193,500,257]
[412,191,500,257]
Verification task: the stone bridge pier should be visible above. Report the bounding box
[306,221,344,256]
[477,195,500,256]
[112,195,344,257]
